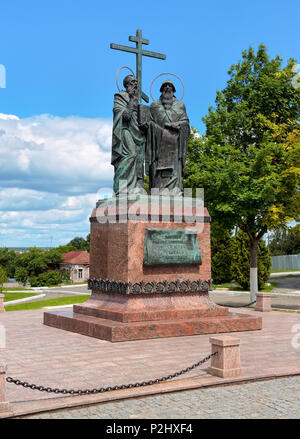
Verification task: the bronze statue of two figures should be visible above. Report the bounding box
[111,75,190,197]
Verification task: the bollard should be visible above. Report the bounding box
[0,363,10,414]
[0,294,5,313]
[208,336,242,378]
[255,292,272,312]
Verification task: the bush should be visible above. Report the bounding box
[231,230,271,290]
[14,267,29,285]
[211,222,233,284]
[29,270,70,287]
[0,248,19,278]
[269,225,300,256]
[0,265,8,293]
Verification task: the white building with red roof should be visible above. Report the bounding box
[60,251,90,283]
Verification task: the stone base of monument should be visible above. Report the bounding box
[44,305,262,342]
[44,197,262,341]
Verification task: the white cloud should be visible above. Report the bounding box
[0,113,19,121]
[0,114,113,194]
[0,113,114,246]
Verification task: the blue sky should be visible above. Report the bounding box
[0,0,299,247]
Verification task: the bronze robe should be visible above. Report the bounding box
[111,91,146,195]
[145,97,189,195]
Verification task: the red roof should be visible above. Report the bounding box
[61,251,90,265]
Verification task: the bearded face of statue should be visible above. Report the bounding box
[124,75,138,98]
[160,83,175,109]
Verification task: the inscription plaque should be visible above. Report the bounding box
[143,228,201,266]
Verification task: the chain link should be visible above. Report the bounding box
[217,300,256,308]
[6,352,216,395]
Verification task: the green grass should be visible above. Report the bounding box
[31,283,73,288]
[28,282,88,288]
[3,287,32,291]
[3,292,40,302]
[270,273,300,278]
[5,295,90,311]
[212,282,235,290]
[212,281,277,292]
[271,270,300,273]
[273,309,300,314]
[260,282,277,292]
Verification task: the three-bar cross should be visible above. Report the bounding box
[110,29,166,103]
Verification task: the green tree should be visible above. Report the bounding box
[29,270,70,287]
[67,237,87,251]
[15,246,74,286]
[269,224,300,255]
[0,248,19,278]
[185,44,300,301]
[85,234,90,253]
[18,247,48,277]
[0,266,8,293]
[211,222,233,284]
[2,245,78,287]
[231,230,271,290]
[14,267,29,285]
[43,245,76,269]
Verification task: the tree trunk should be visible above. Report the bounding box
[249,238,258,303]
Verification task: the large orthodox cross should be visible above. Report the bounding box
[110,29,166,103]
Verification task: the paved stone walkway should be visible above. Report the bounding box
[1,305,300,418]
[271,276,300,294]
[21,376,300,419]
[212,292,300,311]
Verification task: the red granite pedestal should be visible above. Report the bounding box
[44,197,262,341]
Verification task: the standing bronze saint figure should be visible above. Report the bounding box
[110,29,166,196]
[111,75,146,195]
[145,79,190,195]
[110,30,189,196]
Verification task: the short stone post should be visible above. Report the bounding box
[0,363,10,414]
[208,336,242,378]
[255,292,272,312]
[0,294,5,313]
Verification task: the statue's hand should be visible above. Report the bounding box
[128,97,138,111]
[139,122,149,131]
[165,122,180,132]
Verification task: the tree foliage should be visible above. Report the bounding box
[211,222,233,284]
[85,234,90,253]
[13,246,73,285]
[185,45,299,233]
[0,266,8,293]
[0,248,18,278]
[269,224,300,256]
[0,242,90,287]
[184,44,300,298]
[29,270,70,287]
[67,235,90,252]
[231,230,271,290]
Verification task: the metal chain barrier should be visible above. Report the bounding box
[6,352,216,396]
[217,300,256,308]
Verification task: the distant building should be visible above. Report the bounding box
[60,251,90,283]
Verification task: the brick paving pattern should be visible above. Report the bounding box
[212,292,300,310]
[0,304,299,417]
[21,376,300,419]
